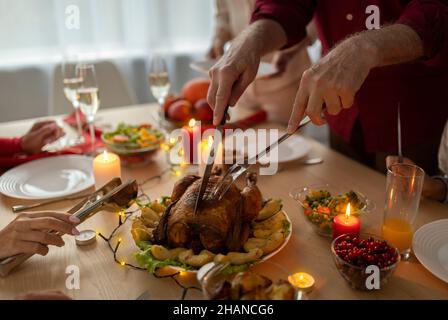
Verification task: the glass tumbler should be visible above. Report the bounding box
[382,163,425,260]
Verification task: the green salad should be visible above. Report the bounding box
[102,122,164,150]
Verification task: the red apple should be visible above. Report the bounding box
[194,98,214,122]
[167,99,193,122]
[163,94,182,116]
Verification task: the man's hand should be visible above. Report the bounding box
[21,121,65,154]
[206,38,227,60]
[287,37,378,132]
[207,20,287,125]
[0,211,80,260]
[287,24,424,133]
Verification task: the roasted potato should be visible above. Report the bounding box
[266,280,296,300]
[244,231,285,255]
[131,227,153,243]
[230,272,272,299]
[214,248,263,265]
[149,201,165,215]
[151,245,187,260]
[131,219,153,242]
[256,199,282,221]
[178,249,215,267]
[253,210,286,231]
[140,207,160,227]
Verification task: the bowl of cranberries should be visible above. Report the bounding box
[331,233,400,290]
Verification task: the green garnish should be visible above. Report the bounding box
[134,241,194,274]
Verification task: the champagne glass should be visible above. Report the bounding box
[76,64,100,156]
[148,55,170,122]
[62,55,84,143]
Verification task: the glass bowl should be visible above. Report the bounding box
[331,233,400,290]
[102,135,161,167]
[289,184,375,237]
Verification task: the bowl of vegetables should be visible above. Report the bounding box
[102,123,165,167]
[289,184,374,237]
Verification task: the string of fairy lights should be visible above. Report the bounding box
[95,149,202,300]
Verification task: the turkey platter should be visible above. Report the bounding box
[132,170,291,272]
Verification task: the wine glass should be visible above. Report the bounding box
[62,55,84,143]
[148,55,170,122]
[75,64,100,156]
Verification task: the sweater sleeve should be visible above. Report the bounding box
[250,0,316,48]
[397,0,448,65]
[0,137,23,156]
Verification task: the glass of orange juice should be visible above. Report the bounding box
[382,163,425,260]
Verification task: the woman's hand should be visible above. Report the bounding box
[21,121,65,154]
[0,211,80,260]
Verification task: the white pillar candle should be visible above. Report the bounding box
[93,150,121,189]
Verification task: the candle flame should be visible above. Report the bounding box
[103,150,109,161]
[299,274,304,281]
[188,118,196,128]
[345,203,351,218]
[169,137,176,144]
[208,136,214,147]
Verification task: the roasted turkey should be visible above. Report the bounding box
[153,171,262,254]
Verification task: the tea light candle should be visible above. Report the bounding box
[332,203,360,239]
[93,150,121,189]
[288,272,315,292]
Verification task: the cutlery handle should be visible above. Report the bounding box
[12,204,40,213]
[11,193,90,213]
[0,253,32,277]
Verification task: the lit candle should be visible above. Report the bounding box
[93,150,121,189]
[332,203,361,239]
[288,272,315,292]
[181,119,215,164]
[181,118,197,163]
[197,136,223,176]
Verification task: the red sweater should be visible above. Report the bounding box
[0,137,23,156]
[251,0,448,152]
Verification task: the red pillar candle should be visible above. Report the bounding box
[181,119,214,163]
[332,203,360,239]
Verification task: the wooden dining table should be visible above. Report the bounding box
[0,103,447,300]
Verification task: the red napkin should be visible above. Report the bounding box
[62,110,104,153]
[229,109,268,129]
[63,110,103,137]
[0,111,104,170]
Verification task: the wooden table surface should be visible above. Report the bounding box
[0,104,447,300]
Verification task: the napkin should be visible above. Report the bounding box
[228,109,268,129]
[0,111,104,170]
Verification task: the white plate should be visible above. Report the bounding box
[190,59,277,78]
[0,155,94,200]
[413,219,448,283]
[226,130,311,164]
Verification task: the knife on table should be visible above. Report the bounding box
[193,107,229,215]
